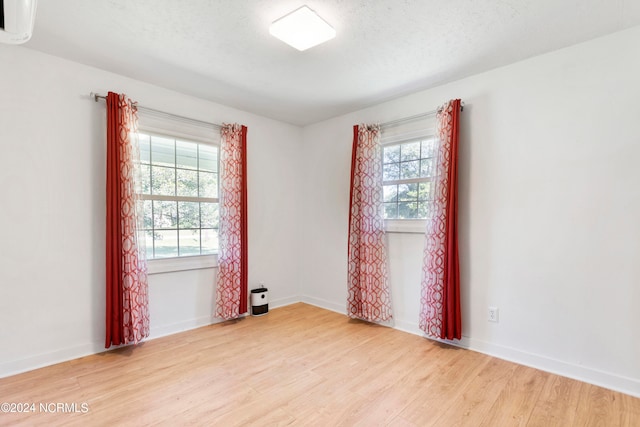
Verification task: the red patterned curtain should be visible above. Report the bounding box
[215,124,248,320]
[419,99,462,340]
[105,92,150,348]
[347,124,393,322]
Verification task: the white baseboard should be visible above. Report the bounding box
[0,298,301,379]
[149,315,220,340]
[0,316,222,379]
[4,298,639,398]
[0,342,106,379]
[0,316,224,379]
[300,295,346,315]
[148,297,305,339]
[393,318,424,336]
[404,323,640,398]
[451,335,640,399]
[297,297,640,398]
[269,295,300,309]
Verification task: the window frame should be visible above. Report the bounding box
[381,126,436,234]
[137,124,220,274]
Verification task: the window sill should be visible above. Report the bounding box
[147,255,218,275]
[384,220,426,234]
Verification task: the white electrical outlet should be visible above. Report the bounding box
[488,306,499,323]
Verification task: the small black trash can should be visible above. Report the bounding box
[250,287,268,316]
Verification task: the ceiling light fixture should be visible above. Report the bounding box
[269,6,336,51]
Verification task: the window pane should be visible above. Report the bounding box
[201,229,218,254]
[142,229,154,258]
[421,139,435,158]
[201,203,219,228]
[383,163,399,181]
[418,201,430,218]
[398,202,418,219]
[176,140,198,170]
[142,200,153,229]
[384,203,398,219]
[153,229,178,258]
[151,166,176,196]
[199,145,218,172]
[401,141,420,161]
[137,133,220,260]
[179,229,201,256]
[151,136,175,167]
[178,202,200,229]
[383,185,398,202]
[139,134,151,164]
[383,145,400,164]
[398,183,418,201]
[420,158,434,178]
[153,200,177,229]
[199,171,217,198]
[418,182,431,201]
[400,160,420,180]
[177,169,198,197]
[140,164,151,194]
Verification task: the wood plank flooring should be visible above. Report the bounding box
[1,303,638,426]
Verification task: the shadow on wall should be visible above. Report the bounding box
[457,94,497,341]
[90,98,107,349]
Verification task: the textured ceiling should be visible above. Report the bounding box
[24,0,640,125]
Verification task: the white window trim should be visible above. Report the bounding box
[384,219,427,234]
[138,117,221,275]
[381,124,435,232]
[139,124,219,148]
[147,254,218,275]
[380,126,435,146]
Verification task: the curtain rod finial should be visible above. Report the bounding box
[90,92,108,102]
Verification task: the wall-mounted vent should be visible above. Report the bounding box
[0,0,37,44]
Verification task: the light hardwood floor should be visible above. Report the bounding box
[1,303,639,426]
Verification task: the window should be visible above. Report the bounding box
[382,137,435,220]
[138,132,219,259]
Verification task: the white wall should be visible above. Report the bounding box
[300,26,640,397]
[2,24,639,399]
[0,45,302,377]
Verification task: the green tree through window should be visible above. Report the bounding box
[382,138,435,220]
[138,133,219,258]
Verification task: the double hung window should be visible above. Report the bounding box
[138,132,219,260]
[382,137,436,220]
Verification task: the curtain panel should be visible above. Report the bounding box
[215,124,249,320]
[419,99,462,340]
[105,92,150,348]
[347,124,393,322]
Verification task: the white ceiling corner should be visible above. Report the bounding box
[23,0,640,126]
